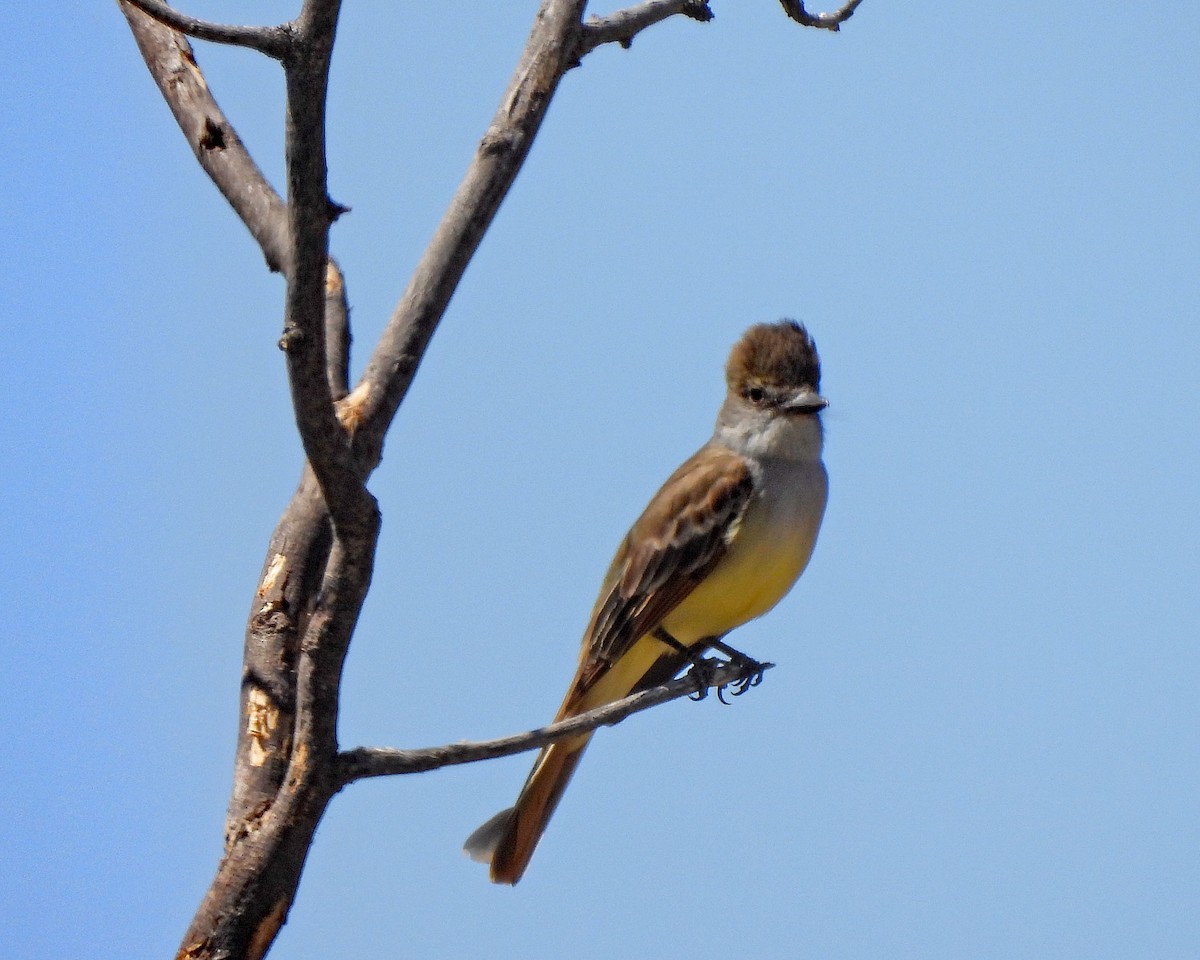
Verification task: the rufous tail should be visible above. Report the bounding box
[463,733,591,885]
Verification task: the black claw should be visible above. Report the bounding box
[683,641,773,704]
[686,657,716,700]
[727,656,772,697]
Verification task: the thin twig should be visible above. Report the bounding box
[119,0,294,59]
[578,0,713,56]
[777,0,863,32]
[337,659,774,784]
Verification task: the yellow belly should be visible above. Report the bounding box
[575,463,826,712]
[577,510,821,712]
[661,502,821,643]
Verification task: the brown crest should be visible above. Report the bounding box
[725,319,820,392]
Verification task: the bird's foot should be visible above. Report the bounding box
[708,639,772,704]
[718,653,772,703]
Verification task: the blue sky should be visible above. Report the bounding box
[2,2,1197,958]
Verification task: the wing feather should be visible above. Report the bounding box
[572,444,755,695]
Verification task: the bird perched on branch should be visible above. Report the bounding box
[465,320,829,884]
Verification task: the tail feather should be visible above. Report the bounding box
[464,641,692,883]
[464,734,591,885]
[462,806,516,865]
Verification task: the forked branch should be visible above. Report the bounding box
[118,3,291,273]
[276,0,374,540]
[119,0,294,58]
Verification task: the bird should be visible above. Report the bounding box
[464,319,829,884]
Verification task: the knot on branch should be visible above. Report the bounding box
[327,198,350,223]
[480,126,520,158]
[277,326,307,351]
[199,117,226,151]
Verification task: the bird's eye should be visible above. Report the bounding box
[746,386,766,404]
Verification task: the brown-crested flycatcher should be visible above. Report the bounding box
[465,320,829,884]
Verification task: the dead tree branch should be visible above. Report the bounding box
[348,0,590,474]
[275,0,374,541]
[119,0,293,58]
[118,3,291,273]
[778,0,863,32]
[119,4,597,957]
[338,659,774,783]
[579,1,713,56]
[225,467,327,843]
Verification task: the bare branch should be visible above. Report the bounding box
[277,0,377,539]
[119,0,294,58]
[293,534,380,763]
[120,0,362,523]
[185,525,379,959]
[224,468,329,840]
[118,3,292,273]
[777,0,863,32]
[350,0,589,474]
[579,0,713,57]
[337,659,774,784]
[181,739,339,960]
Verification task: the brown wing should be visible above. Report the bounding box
[572,444,755,695]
